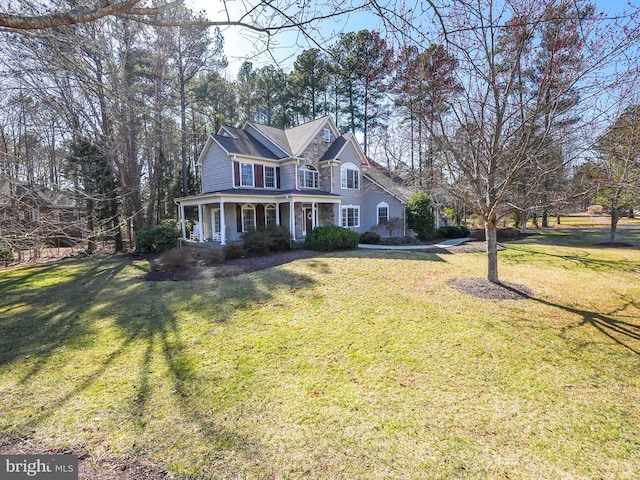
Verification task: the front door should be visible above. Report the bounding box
[303,205,314,236]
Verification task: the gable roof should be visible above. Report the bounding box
[199,116,363,165]
[0,174,78,208]
[209,126,285,161]
[246,122,292,155]
[285,117,333,156]
[362,159,413,204]
[320,133,369,166]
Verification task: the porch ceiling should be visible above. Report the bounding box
[175,189,343,206]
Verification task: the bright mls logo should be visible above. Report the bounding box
[0,455,78,479]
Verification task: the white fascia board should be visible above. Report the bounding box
[218,125,238,138]
[345,133,369,166]
[362,173,407,204]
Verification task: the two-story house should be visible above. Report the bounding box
[175,116,408,245]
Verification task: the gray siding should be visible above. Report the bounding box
[280,163,296,190]
[201,145,232,193]
[360,176,405,234]
[222,205,241,242]
[335,141,362,195]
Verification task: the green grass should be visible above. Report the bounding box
[1,227,640,479]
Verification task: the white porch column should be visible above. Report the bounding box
[275,202,280,225]
[197,204,204,242]
[179,204,186,239]
[311,202,317,229]
[336,202,342,227]
[220,201,227,246]
[289,199,296,242]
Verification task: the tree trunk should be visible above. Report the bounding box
[610,207,618,243]
[542,209,549,228]
[112,214,123,252]
[485,217,499,284]
[556,214,561,225]
[520,209,527,233]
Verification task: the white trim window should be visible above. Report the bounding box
[242,204,256,232]
[340,162,360,190]
[240,163,254,187]
[377,202,389,224]
[323,128,331,143]
[265,204,277,226]
[299,164,319,189]
[341,205,360,228]
[264,165,276,189]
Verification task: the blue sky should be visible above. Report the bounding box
[187,0,638,78]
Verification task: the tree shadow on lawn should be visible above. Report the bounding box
[327,248,450,262]
[0,259,130,380]
[506,226,640,249]
[1,256,316,473]
[503,245,640,275]
[528,294,640,356]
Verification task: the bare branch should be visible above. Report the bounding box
[0,0,145,30]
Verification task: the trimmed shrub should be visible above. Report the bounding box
[380,236,422,246]
[200,248,226,265]
[0,245,13,264]
[305,225,359,251]
[437,225,471,239]
[158,247,191,270]
[359,231,381,244]
[407,192,436,241]
[242,225,292,255]
[225,243,246,259]
[471,227,521,241]
[135,220,180,253]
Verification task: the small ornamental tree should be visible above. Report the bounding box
[407,192,436,241]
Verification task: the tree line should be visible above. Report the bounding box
[1,0,639,283]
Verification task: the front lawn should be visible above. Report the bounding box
[1,228,639,479]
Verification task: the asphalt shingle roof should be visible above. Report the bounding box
[214,127,284,160]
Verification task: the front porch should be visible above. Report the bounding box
[175,191,343,245]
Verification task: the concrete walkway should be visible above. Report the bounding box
[358,237,471,250]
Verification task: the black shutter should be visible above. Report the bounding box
[236,204,242,232]
[255,164,264,188]
[256,204,265,228]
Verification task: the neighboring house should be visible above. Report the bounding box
[175,116,408,245]
[0,174,83,248]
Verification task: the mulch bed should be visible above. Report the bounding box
[0,434,175,480]
[449,278,532,300]
[595,241,634,247]
[144,248,319,281]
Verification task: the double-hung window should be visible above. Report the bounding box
[377,202,389,224]
[240,163,254,187]
[265,204,277,226]
[242,204,256,232]
[264,166,276,188]
[299,165,319,189]
[341,205,360,228]
[340,163,359,190]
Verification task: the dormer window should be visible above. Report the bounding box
[299,164,319,189]
[341,162,360,190]
[323,128,331,143]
